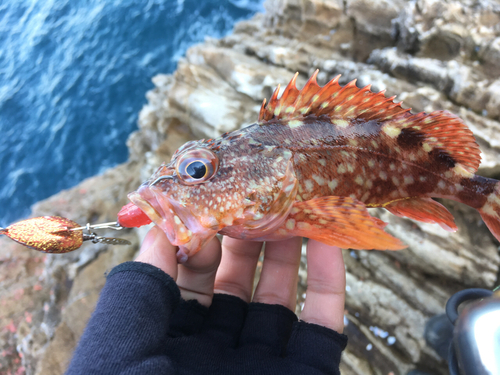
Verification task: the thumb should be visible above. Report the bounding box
[135,226,178,280]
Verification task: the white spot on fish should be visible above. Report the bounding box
[328,180,338,190]
[297,222,311,230]
[404,176,414,185]
[453,164,473,178]
[305,179,314,191]
[253,212,264,220]
[333,119,349,128]
[289,120,303,129]
[286,219,295,230]
[383,124,401,138]
[422,142,432,152]
[312,174,326,186]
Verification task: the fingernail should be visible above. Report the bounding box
[176,249,188,263]
[140,226,159,254]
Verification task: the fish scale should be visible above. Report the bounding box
[126,70,500,261]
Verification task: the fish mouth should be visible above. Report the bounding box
[128,184,193,248]
[128,181,220,261]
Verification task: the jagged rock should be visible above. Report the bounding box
[2,0,500,374]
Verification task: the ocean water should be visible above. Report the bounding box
[0,0,264,227]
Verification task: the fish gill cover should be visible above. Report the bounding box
[0,0,264,227]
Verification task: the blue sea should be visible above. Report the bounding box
[0,0,264,227]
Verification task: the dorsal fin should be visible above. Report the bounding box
[258,70,410,122]
[258,71,481,174]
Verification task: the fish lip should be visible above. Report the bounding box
[130,182,218,259]
[129,185,194,248]
[127,188,166,227]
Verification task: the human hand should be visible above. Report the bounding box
[136,226,346,331]
[215,236,346,333]
[135,226,222,307]
[70,227,347,375]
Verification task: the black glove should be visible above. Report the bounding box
[67,262,347,375]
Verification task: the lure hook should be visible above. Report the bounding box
[69,221,124,232]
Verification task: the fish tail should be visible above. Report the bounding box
[477,178,500,243]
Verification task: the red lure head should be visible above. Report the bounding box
[117,202,152,228]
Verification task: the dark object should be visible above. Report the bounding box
[424,314,455,360]
[446,288,493,325]
[67,262,347,375]
[445,288,499,375]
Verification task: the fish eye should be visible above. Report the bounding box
[176,149,219,185]
[185,161,207,179]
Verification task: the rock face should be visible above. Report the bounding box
[1,1,499,374]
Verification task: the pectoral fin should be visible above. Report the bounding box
[384,197,457,232]
[282,196,406,250]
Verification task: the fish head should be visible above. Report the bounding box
[128,133,298,261]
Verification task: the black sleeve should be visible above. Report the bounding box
[67,262,348,375]
[66,262,180,375]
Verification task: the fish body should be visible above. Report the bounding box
[129,71,500,261]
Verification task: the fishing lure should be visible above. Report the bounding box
[2,71,499,259]
[0,216,131,253]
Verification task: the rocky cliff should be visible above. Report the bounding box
[1,1,499,374]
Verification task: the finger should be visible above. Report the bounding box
[135,226,178,279]
[177,236,222,307]
[214,237,262,302]
[253,237,302,311]
[300,240,346,333]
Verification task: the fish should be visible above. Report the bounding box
[127,70,500,262]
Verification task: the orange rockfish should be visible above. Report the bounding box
[128,71,500,262]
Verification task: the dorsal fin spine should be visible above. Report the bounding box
[293,70,320,113]
[277,72,299,114]
[259,98,267,121]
